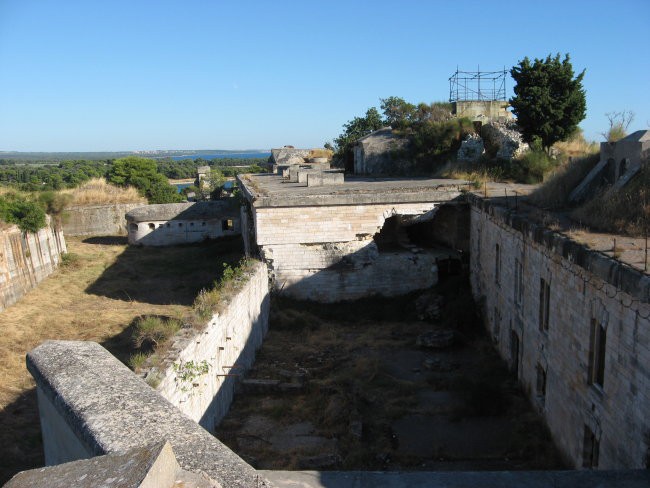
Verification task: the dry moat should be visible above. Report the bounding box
[216,276,566,471]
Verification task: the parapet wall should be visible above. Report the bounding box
[469,195,650,469]
[27,340,274,487]
[151,261,270,431]
[0,220,66,312]
[62,203,144,236]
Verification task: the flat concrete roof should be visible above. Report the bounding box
[237,173,468,207]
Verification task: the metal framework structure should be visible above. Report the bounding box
[449,68,507,102]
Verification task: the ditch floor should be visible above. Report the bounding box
[216,276,566,471]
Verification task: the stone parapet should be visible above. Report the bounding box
[27,340,275,487]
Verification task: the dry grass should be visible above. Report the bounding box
[553,130,598,160]
[61,178,146,206]
[0,236,242,482]
[571,164,650,236]
[528,153,600,209]
[308,148,333,159]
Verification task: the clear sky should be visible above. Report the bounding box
[1,0,649,151]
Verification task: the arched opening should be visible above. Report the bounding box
[618,158,629,180]
[148,223,155,230]
[129,223,138,232]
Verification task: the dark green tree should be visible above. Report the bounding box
[333,107,384,159]
[510,53,586,151]
[108,156,181,204]
[380,96,416,128]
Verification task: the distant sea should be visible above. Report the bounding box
[171,151,270,161]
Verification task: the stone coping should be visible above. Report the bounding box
[468,193,650,304]
[126,201,238,222]
[262,469,650,488]
[27,340,274,488]
[237,173,467,207]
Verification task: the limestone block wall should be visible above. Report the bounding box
[0,220,66,312]
[253,202,439,301]
[469,197,650,469]
[127,217,240,246]
[151,261,270,431]
[62,203,144,236]
[27,341,275,488]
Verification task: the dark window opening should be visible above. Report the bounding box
[588,318,607,388]
[178,223,183,227]
[536,363,547,403]
[129,223,138,232]
[148,223,155,230]
[190,222,194,226]
[514,258,524,306]
[539,278,550,332]
[202,222,206,226]
[495,243,501,285]
[510,330,520,377]
[222,219,234,231]
[582,425,600,468]
[619,158,628,179]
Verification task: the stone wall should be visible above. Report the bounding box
[27,341,275,488]
[469,196,650,469]
[62,203,144,236]
[151,261,270,431]
[253,202,440,302]
[0,220,66,312]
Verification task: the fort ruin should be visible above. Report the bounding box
[3,168,650,487]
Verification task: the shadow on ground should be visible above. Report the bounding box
[82,235,129,246]
[85,236,244,305]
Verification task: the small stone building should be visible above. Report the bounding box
[352,127,410,175]
[126,201,240,246]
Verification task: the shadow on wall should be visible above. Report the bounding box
[85,237,244,305]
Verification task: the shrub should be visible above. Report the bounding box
[128,351,149,371]
[506,150,558,184]
[132,316,181,349]
[60,252,81,269]
[408,117,475,164]
[0,194,47,232]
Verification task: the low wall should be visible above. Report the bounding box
[469,195,650,469]
[0,220,66,312]
[151,261,270,431]
[63,203,144,236]
[27,340,274,487]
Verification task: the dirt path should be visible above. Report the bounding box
[0,235,242,483]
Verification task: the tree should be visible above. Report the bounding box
[510,54,586,152]
[380,96,416,128]
[108,156,181,204]
[333,107,384,160]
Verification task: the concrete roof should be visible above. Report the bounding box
[355,127,397,145]
[237,173,468,207]
[126,201,238,222]
[621,130,650,143]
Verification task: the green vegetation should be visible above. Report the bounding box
[108,156,182,204]
[192,258,256,322]
[510,53,586,151]
[0,192,47,232]
[330,96,467,171]
[132,316,182,349]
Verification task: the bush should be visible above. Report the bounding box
[60,252,81,269]
[408,117,475,164]
[506,150,558,184]
[132,316,181,349]
[0,194,47,232]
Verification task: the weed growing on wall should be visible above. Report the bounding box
[172,359,211,392]
[132,316,181,349]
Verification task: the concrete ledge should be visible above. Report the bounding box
[27,340,274,488]
[262,469,650,488]
[468,194,650,304]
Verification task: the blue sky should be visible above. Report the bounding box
[1,0,649,151]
